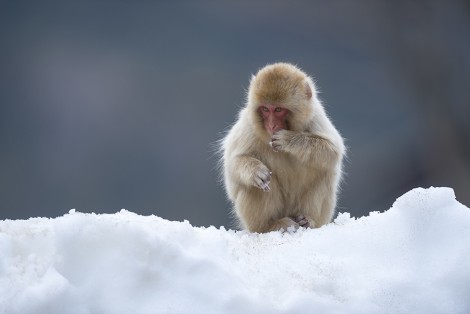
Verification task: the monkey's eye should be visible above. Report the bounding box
[262,106,269,112]
[275,107,282,112]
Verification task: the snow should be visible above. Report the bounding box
[1,187,469,314]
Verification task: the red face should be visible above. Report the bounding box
[258,105,289,135]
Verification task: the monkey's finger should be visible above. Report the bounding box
[254,177,270,192]
[264,171,272,181]
[258,182,270,192]
[268,138,279,148]
[257,169,271,182]
[270,139,282,152]
[260,179,271,192]
[271,131,284,141]
[261,177,271,190]
[262,183,270,192]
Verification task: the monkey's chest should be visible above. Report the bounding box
[265,153,317,191]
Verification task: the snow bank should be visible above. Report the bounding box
[1,187,469,314]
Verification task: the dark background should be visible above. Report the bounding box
[1,1,469,228]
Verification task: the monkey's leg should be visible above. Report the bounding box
[300,181,336,229]
[235,188,289,233]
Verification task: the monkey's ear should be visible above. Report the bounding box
[305,82,313,99]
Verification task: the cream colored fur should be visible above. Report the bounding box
[221,63,345,233]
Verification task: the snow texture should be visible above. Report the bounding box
[0,187,469,314]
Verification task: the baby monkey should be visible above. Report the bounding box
[221,63,345,233]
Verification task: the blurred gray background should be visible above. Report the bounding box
[1,1,469,228]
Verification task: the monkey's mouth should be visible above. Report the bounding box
[266,127,284,136]
[265,118,290,135]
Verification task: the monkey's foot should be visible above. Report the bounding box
[266,217,299,232]
[293,215,310,228]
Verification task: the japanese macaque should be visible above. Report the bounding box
[220,63,345,233]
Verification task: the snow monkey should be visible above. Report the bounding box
[221,63,345,233]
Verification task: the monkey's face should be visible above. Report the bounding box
[258,104,290,135]
[248,63,315,140]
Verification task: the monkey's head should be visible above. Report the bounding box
[247,63,316,140]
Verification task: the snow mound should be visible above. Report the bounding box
[1,187,469,314]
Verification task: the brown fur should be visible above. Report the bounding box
[221,63,345,233]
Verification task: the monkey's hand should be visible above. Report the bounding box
[270,130,294,153]
[252,164,272,192]
[271,130,338,167]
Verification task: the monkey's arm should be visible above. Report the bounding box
[271,130,341,168]
[227,155,272,191]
